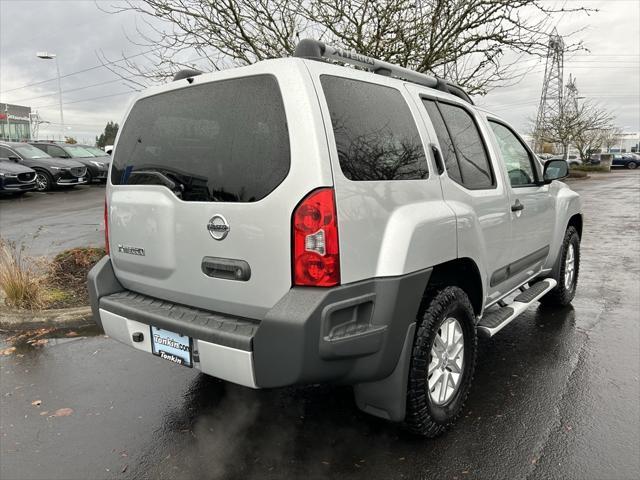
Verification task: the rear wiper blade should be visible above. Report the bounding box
[129,170,185,197]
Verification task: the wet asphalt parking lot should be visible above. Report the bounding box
[1,172,639,480]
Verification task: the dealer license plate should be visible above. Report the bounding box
[150,326,193,367]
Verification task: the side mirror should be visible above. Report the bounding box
[543,159,569,183]
[8,156,20,162]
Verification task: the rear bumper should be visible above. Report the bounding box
[88,257,430,391]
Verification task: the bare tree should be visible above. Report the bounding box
[543,100,614,160]
[573,128,604,162]
[98,0,592,94]
[599,126,623,152]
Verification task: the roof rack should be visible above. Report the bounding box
[293,38,473,105]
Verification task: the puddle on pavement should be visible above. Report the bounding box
[1,324,104,355]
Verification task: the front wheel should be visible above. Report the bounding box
[627,161,637,170]
[539,226,580,307]
[405,286,477,437]
[34,171,53,192]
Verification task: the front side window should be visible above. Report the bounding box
[489,121,537,187]
[321,75,428,181]
[44,145,67,157]
[437,103,494,189]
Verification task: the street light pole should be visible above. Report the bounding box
[36,52,64,140]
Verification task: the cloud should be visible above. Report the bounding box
[1,0,638,143]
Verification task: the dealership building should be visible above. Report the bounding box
[0,103,32,141]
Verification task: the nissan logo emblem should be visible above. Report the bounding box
[207,214,230,240]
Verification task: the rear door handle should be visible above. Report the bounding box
[511,200,524,212]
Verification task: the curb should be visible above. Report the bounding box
[0,305,93,331]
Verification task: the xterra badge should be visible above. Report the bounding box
[117,244,145,256]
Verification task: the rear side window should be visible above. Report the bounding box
[422,99,462,183]
[435,102,494,189]
[111,75,290,202]
[320,76,427,181]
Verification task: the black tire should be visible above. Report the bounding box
[627,161,637,170]
[539,226,580,307]
[86,170,94,184]
[34,170,53,192]
[405,286,477,437]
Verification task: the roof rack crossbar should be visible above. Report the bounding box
[294,38,473,105]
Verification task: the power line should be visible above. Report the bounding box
[0,47,160,94]
[12,76,139,104]
[32,91,135,110]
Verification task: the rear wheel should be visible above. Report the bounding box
[627,161,637,170]
[539,226,580,307]
[405,286,477,437]
[34,171,52,192]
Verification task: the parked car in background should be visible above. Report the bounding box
[82,145,112,160]
[0,142,87,192]
[30,141,108,183]
[549,154,582,168]
[612,153,639,169]
[80,145,111,180]
[0,158,37,195]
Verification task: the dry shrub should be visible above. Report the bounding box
[47,247,106,308]
[0,239,44,310]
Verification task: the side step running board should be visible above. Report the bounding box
[477,279,557,337]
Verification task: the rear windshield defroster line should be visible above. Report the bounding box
[111,74,291,202]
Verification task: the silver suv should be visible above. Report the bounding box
[88,39,582,437]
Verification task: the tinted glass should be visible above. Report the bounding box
[321,76,427,181]
[0,146,13,159]
[45,145,67,157]
[489,121,536,186]
[111,75,290,202]
[422,99,462,183]
[438,103,493,189]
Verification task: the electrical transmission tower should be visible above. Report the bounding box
[564,74,579,115]
[534,28,565,152]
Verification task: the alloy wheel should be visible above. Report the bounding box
[564,243,576,291]
[428,317,465,405]
[35,173,48,191]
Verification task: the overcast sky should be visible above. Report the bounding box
[1,0,638,143]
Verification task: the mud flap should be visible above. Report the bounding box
[353,322,416,422]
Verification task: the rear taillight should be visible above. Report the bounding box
[104,198,110,255]
[292,188,340,287]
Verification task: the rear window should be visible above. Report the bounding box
[111,75,290,202]
[437,102,494,189]
[320,75,427,181]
